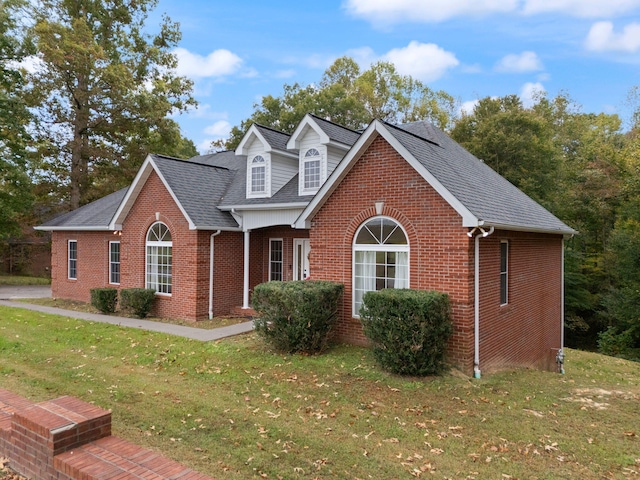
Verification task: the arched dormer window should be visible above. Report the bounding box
[146,222,172,295]
[250,155,266,194]
[303,148,321,190]
[353,217,409,316]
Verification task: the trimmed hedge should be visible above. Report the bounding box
[360,289,453,376]
[90,288,118,314]
[120,288,156,318]
[252,280,344,354]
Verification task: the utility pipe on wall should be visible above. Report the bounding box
[208,230,221,320]
[243,230,250,309]
[472,226,494,379]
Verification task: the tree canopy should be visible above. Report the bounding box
[26,0,197,209]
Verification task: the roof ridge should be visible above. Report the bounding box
[383,121,442,148]
[152,154,231,171]
[308,113,363,134]
[252,123,291,137]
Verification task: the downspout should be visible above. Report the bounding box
[473,226,494,379]
[208,230,221,320]
[556,237,566,374]
[243,230,251,309]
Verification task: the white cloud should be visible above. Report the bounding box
[585,21,640,52]
[174,47,243,79]
[460,99,480,115]
[522,0,640,18]
[274,69,297,79]
[343,0,517,24]
[203,120,232,138]
[495,51,543,73]
[520,82,546,107]
[383,41,459,82]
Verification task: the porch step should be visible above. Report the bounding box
[230,306,257,318]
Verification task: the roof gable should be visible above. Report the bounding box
[236,123,295,157]
[295,120,576,235]
[287,114,360,150]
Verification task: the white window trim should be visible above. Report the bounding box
[109,241,120,285]
[500,240,509,306]
[352,216,410,317]
[299,146,326,195]
[68,239,77,280]
[269,238,284,282]
[247,154,271,198]
[146,222,172,296]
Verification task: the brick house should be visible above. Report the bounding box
[36,114,575,376]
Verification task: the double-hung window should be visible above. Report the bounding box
[269,239,283,281]
[109,241,121,285]
[68,240,77,279]
[500,240,509,305]
[250,155,266,194]
[353,217,409,316]
[303,148,321,191]
[146,222,172,294]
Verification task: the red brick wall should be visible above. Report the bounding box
[50,231,115,302]
[309,135,476,371]
[477,231,563,372]
[249,226,309,286]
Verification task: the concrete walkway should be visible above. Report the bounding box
[0,286,253,341]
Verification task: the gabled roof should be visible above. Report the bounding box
[35,188,128,231]
[287,113,361,150]
[295,120,576,235]
[236,123,296,157]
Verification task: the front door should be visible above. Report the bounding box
[293,239,311,280]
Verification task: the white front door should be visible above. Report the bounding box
[293,239,311,280]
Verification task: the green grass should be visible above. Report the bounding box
[0,275,50,286]
[1,304,639,479]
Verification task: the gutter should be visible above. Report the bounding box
[209,230,221,319]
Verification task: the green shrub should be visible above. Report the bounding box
[252,280,344,354]
[90,288,118,314]
[597,326,636,358]
[360,289,453,376]
[120,288,156,318]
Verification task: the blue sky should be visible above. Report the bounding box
[149,0,640,153]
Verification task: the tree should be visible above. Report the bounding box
[224,57,458,150]
[27,0,196,209]
[0,0,34,241]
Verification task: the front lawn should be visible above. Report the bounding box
[0,305,638,479]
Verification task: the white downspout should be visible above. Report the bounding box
[557,237,566,374]
[473,226,494,379]
[208,230,221,320]
[242,230,251,309]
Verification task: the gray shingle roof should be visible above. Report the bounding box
[150,154,239,229]
[37,188,128,229]
[309,114,361,146]
[387,122,575,234]
[254,124,292,152]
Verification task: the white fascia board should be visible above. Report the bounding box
[109,155,154,229]
[286,115,330,149]
[293,121,380,229]
[477,221,578,236]
[373,122,480,227]
[192,225,243,232]
[109,155,196,230]
[34,225,113,231]
[219,202,309,211]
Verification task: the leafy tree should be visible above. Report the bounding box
[224,57,457,150]
[26,0,196,209]
[0,0,34,241]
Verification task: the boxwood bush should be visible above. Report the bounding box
[90,288,118,314]
[120,288,156,318]
[252,280,344,354]
[360,289,453,376]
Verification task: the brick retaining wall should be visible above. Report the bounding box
[0,389,215,480]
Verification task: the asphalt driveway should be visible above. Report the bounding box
[0,285,51,300]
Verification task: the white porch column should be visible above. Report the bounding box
[243,230,250,309]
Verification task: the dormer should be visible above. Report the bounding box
[287,114,361,196]
[236,124,298,199]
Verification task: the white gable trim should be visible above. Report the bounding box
[109,155,196,230]
[236,124,297,159]
[287,114,330,150]
[294,120,480,229]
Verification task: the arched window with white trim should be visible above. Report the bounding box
[146,222,172,295]
[353,217,409,316]
[303,148,321,190]
[250,155,266,194]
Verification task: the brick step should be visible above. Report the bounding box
[55,435,214,480]
[230,306,257,317]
